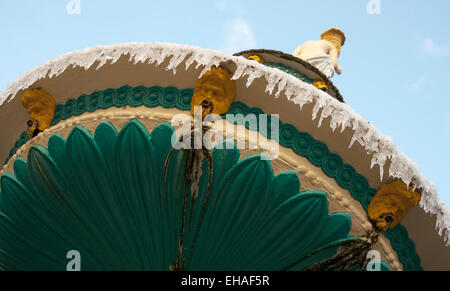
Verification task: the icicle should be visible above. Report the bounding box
[244,68,263,88]
[264,72,281,95]
[349,119,366,149]
[318,102,333,128]
[371,152,387,181]
[184,53,196,71]
[166,50,189,74]
[312,96,325,121]
[231,63,245,80]
[274,77,287,98]
[284,83,296,101]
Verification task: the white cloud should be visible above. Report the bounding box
[221,18,257,54]
[423,39,450,57]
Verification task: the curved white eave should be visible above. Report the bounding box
[0,42,449,245]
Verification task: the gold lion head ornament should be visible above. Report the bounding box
[21,88,56,138]
[368,180,421,232]
[190,66,237,117]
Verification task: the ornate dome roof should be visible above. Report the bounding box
[0,42,448,270]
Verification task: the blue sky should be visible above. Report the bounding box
[1,0,450,204]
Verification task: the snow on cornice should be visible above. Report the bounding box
[0,42,449,245]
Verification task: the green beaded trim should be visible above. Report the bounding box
[51,85,193,124]
[263,62,314,84]
[3,85,422,270]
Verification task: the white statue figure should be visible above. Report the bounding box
[293,28,346,78]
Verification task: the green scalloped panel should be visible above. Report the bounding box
[0,120,355,270]
[3,85,422,270]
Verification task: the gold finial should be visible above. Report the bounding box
[313,80,329,93]
[321,27,346,56]
[191,66,236,116]
[247,55,264,64]
[368,180,421,232]
[21,88,56,138]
